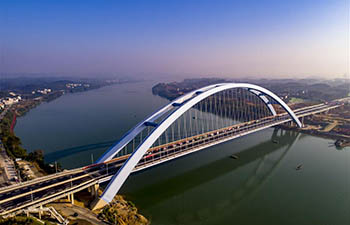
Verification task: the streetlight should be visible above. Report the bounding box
[70,175,73,188]
[30,188,33,202]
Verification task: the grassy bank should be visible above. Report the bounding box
[0,96,63,178]
[0,216,54,225]
[0,87,149,224]
[98,195,149,225]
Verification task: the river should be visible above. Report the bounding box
[15,81,350,225]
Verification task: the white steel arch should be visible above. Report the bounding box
[97,83,287,163]
[93,83,302,208]
[96,84,220,163]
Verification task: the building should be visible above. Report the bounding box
[35,89,52,95]
[1,95,22,106]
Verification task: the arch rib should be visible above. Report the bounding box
[248,89,277,116]
[97,83,280,163]
[93,83,302,207]
[97,84,220,163]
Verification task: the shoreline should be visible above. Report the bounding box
[10,112,16,133]
[278,124,350,146]
[2,81,144,174]
[0,81,149,224]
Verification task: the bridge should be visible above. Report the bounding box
[0,83,346,216]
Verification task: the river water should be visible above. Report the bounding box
[15,81,350,225]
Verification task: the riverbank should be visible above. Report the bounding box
[47,188,149,225]
[0,80,140,175]
[97,195,149,225]
[0,215,54,225]
[278,104,350,145]
[335,139,350,148]
[0,108,58,178]
[0,81,149,224]
[278,124,350,141]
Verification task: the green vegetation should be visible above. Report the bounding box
[0,110,27,159]
[288,97,305,104]
[0,110,61,177]
[98,195,148,225]
[26,150,61,174]
[0,77,141,174]
[2,134,27,159]
[0,77,141,178]
[0,216,54,225]
[14,100,41,117]
[0,93,63,159]
[69,219,93,225]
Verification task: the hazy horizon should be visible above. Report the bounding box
[1,0,349,79]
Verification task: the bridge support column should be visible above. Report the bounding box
[67,194,71,202]
[88,183,100,197]
[91,197,108,211]
[92,183,99,197]
[39,205,42,220]
[70,193,74,205]
[88,186,92,195]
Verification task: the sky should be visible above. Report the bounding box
[0,0,349,79]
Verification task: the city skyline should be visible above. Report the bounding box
[1,0,349,79]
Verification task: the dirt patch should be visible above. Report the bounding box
[49,202,107,225]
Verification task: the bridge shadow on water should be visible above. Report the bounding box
[44,140,118,163]
[122,129,303,210]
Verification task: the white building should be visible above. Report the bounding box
[3,98,14,105]
[66,83,82,88]
[1,96,22,106]
[35,88,52,95]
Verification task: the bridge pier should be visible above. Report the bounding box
[39,205,42,220]
[66,192,75,204]
[91,197,108,211]
[70,193,74,204]
[89,183,106,210]
[89,183,100,197]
